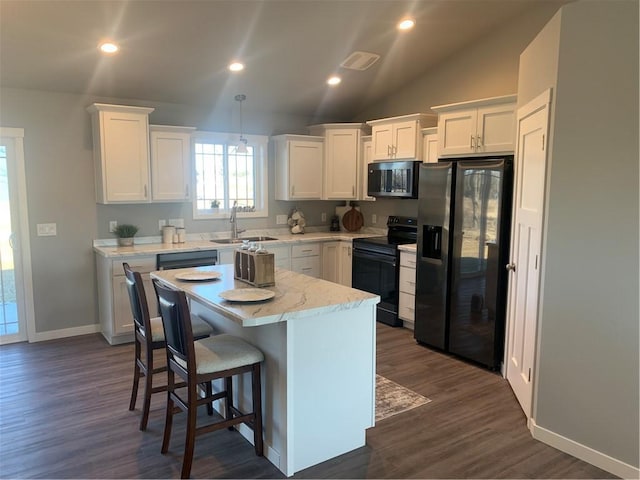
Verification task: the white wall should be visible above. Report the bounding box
[518,0,639,473]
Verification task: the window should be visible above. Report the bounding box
[192,132,268,219]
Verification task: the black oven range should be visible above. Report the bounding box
[352,216,417,327]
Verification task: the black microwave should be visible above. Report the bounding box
[367,161,420,199]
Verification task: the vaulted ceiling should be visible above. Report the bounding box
[1,0,567,119]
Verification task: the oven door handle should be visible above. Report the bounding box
[353,249,397,266]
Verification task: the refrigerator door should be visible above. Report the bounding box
[448,159,511,368]
[415,162,453,349]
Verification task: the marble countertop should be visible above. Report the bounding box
[94,228,385,258]
[151,264,380,327]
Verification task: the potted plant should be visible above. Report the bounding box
[210,200,220,213]
[113,224,139,246]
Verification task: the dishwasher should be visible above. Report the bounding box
[156,250,218,270]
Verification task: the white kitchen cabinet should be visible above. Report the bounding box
[273,134,324,200]
[359,136,376,201]
[432,95,516,157]
[322,241,352,287]
[291,243,321,278]
[87,103,155,204]
[96,254,158,345]
[308,123,368,200]
[398,250,417,328]
[421,127,439,163]
[149,125,195,202]
[366,113,437,161]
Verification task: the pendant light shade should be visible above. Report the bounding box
[235,94,248,154]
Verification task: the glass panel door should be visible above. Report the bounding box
[0,132,28,344]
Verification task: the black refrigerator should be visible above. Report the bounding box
[414,156,513,370]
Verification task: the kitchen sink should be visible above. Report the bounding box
[211,236,279,244]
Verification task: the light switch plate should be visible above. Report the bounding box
[276,215,288,225]
[321,212,327,222]
[109,221,117,232]
[37,223,57,236]
[372,214,377,224]
[159,219,167,231]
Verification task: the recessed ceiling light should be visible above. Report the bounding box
[327,76,341,86]
[398,18,415,31]
[99,42,119,54]
[229,62,245,72]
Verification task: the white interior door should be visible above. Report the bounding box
[0,128,34,344]
[505,90,551,417]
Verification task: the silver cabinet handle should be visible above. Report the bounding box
[352,185,355,196]
[506,263,516,272]
[476,135,482,148]
[470,135,475,150]
[185,184,189,198]
[144,184,148,198]
[291,185,295,196]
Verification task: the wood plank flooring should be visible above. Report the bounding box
[0,325,615,479]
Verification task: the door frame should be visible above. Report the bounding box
[0,127,35,344]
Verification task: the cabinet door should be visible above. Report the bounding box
[291,256,321,278]
[289,140,323,199]
[112,276,135,335]
[422,131,439,163]
[392,120,419,160]
[476,103,516,154]
[269,245,291,270]
[371,124,394,161]
[339,242,352,287]
[322,242,340,283]
[150,129,192,201]
[360,138,376,201]
[398,292,415,322]
[324,130,358,199]
[101,110,151,202]
[438,109,478,157]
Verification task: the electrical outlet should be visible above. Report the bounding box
[321,212,327,222]
[109,221,117,232]
[372,214,377,224]
[276,215,288,225]
[159,219,167,231]
[37,223,57,236]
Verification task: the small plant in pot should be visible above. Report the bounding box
[114,224,139,246]
[210,200,220,211]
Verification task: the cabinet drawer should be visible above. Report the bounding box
[398,292,415,321]
[111,256,156,276]
[400,251,417,268]
[399,265,416,294]
[291,256,321,278]
[291,243,320,258]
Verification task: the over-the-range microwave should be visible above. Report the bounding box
[367,160,420,199]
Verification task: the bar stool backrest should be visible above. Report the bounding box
[153,280,195,369]
[123,263,151,335]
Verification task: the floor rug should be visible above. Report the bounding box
[376,374,431,422]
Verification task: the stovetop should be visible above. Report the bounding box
[353,215,417,254]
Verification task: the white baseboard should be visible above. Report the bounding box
[31,323,101,343]
[530,418,640,479]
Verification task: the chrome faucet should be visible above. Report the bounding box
[230,201,246,240]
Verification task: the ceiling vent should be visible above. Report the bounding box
[340,51,381,71]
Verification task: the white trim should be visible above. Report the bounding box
[530,418,639,479]
[31,324,101,343]
[0,127,36,344]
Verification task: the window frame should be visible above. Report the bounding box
[191,131,269,220]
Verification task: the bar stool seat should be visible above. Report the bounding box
[147,315,212,343]
[154,279,264,479]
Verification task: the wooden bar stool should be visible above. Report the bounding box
[123,263,214,431]
[153,279,264,479]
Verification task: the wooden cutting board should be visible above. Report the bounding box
[342,206,364,232]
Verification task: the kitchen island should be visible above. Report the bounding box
[151,264,379,477]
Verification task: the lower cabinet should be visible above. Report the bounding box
[96,254,158,345]
[291,243,321,278]
[398,250,417,328]
[322,241,352,287]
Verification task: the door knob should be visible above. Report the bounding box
[506,263,516,272]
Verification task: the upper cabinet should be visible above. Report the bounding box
[149,125,195,202]
[308,123,369,200]
[421,127,439,163]
[366,113,437,162]
[273,134,324,200]
[431,95,516,157]
[360,136,376,201]
[87,103,155,204]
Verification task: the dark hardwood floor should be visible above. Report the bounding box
[0,324,615,479]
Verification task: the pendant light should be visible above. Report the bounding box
[235,94,248,154]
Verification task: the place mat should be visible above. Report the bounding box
[376,374,431,422]
[175,271,222,282]
[219,288,275,303]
